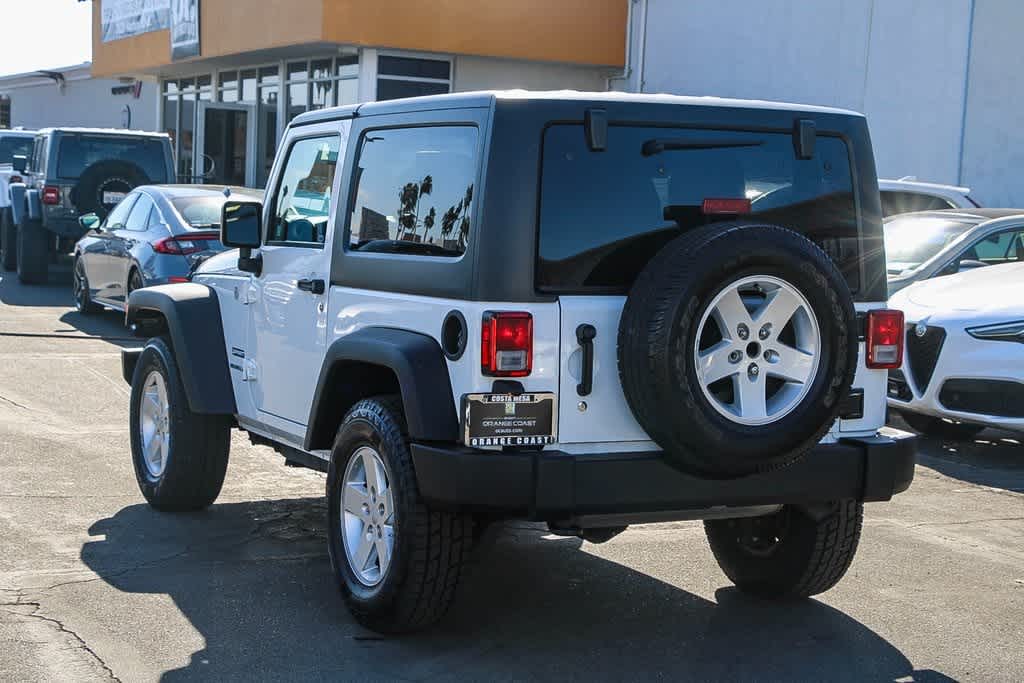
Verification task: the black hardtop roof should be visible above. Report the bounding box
[290,89,865,128]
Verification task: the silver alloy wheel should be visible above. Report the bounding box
[340,446,396,587]
[694,275,821,426]
[139,370,171,478]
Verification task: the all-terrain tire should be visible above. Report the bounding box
[327,396,473,634]
[897,410,984,441]
[129,337,231,511]
[704,501,863,598]
[0,207,17,271]
[16,216,49,284]
[618,221,857,476]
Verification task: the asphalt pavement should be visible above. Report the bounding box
[1,265,1022,682]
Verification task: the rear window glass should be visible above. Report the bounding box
[57,135,169,182]
[171,196,229,228]
[538,125,861,292]
[0,136,33,164]
[880,191,955,217]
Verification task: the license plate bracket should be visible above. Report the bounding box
[462,392,557,447]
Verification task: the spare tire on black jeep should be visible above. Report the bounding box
[618,221,857,477]
[73,160,150,219]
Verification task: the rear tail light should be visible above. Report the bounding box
[167,276,190,283]
[481,312,533,377]
[41,186,61,205]
[152,232,219,255]
[866,309,904,369]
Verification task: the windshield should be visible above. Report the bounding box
[170,196,231,228]
[0,136,33,165]
[883,216,977,273]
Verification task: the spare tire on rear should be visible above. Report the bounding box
[618,221,857,477]
[73,160,149,219]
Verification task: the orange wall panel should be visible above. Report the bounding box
[322,0,626,67]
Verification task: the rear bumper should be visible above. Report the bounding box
[411,429,917,522]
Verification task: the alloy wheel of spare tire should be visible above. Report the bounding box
[618,221,857,477]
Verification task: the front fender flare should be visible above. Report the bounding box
[126,283,236,415]
[304,327,458,450]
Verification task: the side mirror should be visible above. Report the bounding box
[221,200,263,274]
[78,213,101,231]
[12,154,28,174]
[221,200,263,248]
[958,259,987,272]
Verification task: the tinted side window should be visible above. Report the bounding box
[969,229,1024,263]
[538,125,860,292]
[267,135,340,246]
[348,126,478,258]
[880,191,955,217]
[56,135,169,181]
[0,136,32,164]
[104,194,138,229]
[125,195,154,231]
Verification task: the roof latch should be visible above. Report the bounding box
[584,108,607,152]
[794,119,816,160]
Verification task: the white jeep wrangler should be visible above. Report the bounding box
[122,91,916,633]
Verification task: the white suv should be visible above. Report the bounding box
[120,91,917,633]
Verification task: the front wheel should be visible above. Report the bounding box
[898,410,984,441]
[327,397,472,633]
[129,337,231,511]
[704,501,863,598]
[73,258,103,314]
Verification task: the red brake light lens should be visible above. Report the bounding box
[152,232,219,255]
[42,186,61,205]
[702,197,752,215]
[866,309,904,369]
[481,312,533,377]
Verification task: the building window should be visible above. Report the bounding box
[285,54,361,123]
[0,96,11,129]
[376,56,451,101]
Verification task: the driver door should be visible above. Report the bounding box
[246,123,348,435]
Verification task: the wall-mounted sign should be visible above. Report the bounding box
[101,0,170,43]
[170,0,200,61]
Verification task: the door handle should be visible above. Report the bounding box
[576,324,596,397]
[296,278,325,295]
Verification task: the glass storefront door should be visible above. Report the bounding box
[195,102,257,187]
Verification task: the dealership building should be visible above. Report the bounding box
[52,0,1023,206]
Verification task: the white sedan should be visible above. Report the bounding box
[888,261,1024,438]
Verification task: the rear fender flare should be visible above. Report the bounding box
[304,327,458,450]
[125,283,236,415]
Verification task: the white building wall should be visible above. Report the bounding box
[1,76,159,132]
[634,0,982,194]
[453,55,609,93]
[960,0,1024,206]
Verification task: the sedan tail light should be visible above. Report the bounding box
[481,312,533,377]
[866,309,904,369]
[152,232,219,255]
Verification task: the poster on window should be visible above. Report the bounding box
[170,0,200,60]
[101,0,170,42]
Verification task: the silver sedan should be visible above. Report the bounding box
[72,185,261,313]
[885,208,1024,296]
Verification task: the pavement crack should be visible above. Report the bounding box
[0,589,120,682]
[907,516,1024,528]
[0,393,31,410]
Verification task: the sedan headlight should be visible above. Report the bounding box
[966,320,1024,343]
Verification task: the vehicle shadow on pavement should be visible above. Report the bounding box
[81,499,955,681]
[0,269,72,308]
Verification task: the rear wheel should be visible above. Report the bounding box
[898,410,984,441]
[0,207,16,271]
[16,217,49,284]
[129,337,231,510]
[73,258,102,314]
[327,397,472,633]
[705,501,863,598]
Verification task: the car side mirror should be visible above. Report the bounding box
[958,258,987,272]
[221,200,263,274]
[11,154,28,174]
[79,213,101,231]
